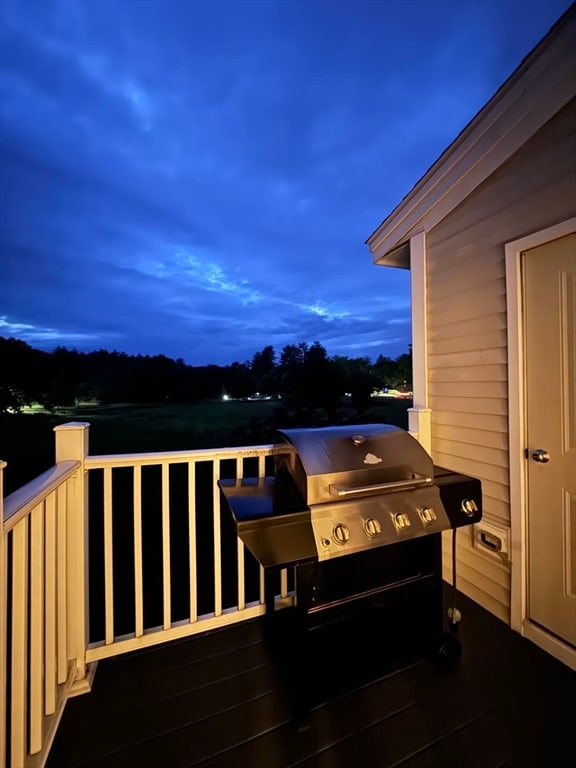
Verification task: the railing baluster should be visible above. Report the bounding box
[280,569,288,600]
[278,432,288,599]
[0,549,5,768]
[257,454,266,605]
[188,461,197,623]
[30,502,44,754]
[162,463,171,630]
[45,491,57,715]
[0,461,7,768]
[259,564,265,605]
[236,458,245,611]
[11,517,28,768]
[56,484,67,683]
[133,466,143,637]
[213,460,222,617]
[103,467,114,645]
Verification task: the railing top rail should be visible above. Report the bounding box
[85,443,284,469]
[3,460,79,532]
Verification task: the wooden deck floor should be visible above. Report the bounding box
[47,589,575,768]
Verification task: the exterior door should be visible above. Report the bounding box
[523,233,576,647]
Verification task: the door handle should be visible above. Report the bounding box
[531,449,550,464]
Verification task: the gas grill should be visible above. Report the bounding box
[219,423,482,677]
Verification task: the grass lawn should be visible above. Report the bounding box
[1,398,412,495]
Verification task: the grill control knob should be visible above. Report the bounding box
[392,512,411,531]
[419,507,437,524]
[332,523,350,545]
[364,518,382,537]
[461,499,478,516]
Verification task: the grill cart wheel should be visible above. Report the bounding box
[435,631,462,670]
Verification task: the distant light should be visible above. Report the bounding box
[222,394,230,401]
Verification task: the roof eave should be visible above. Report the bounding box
[367,3,576,268]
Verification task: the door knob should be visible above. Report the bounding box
[531,449,550,463]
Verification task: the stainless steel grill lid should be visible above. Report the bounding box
[274,424,453,561]
[275,424,435,506]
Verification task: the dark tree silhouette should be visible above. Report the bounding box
[250,345,277,395]
[0,336,413,415]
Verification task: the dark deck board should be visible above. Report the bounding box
[47,588,576,768]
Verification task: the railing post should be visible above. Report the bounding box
[0,460,7,768]
[54,423,91,691]
[408,407,432,453]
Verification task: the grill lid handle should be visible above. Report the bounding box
[330,473,433,497]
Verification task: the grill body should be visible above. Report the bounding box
[218,423,481,657]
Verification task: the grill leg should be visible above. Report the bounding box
[264,569,276,618]
[285,566,314,728]
[289,607,312,729]
[261,567,312,728]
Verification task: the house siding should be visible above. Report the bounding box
[427,98,576,621]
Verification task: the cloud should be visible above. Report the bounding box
[0,316,116,345]
[1,0,571,366]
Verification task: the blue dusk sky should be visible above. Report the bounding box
[0,0,572,366]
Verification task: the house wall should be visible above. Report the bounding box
[426,98,576,622]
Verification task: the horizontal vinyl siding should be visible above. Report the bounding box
[429,396,507,416]
[427,98,576,621]
[431,410,508,432]
[429,330,507,356]
[442,530,510,623]
[429,287,507,329]
[475,479,509,506]
[429,365,507,384]
[433,452,508,486]
[433,422,509,449]
[433,438,508,468]
[427,252,505,296]
[430,381,507,399]
[428,348,507,369]
[428,311,506,341]
[478,496,510,523]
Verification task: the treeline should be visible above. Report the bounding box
[0,336,412,415]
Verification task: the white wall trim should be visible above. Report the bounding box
[505,217,576,664]
[407,408,431,454]
[410,231,428,409]
[523,622,576,671]
[407,231,431,454]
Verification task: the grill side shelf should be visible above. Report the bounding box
[217,477,317,569]
[434,470,482,528]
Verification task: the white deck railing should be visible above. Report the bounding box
[1,422,290,768]
[1,457,81,768]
